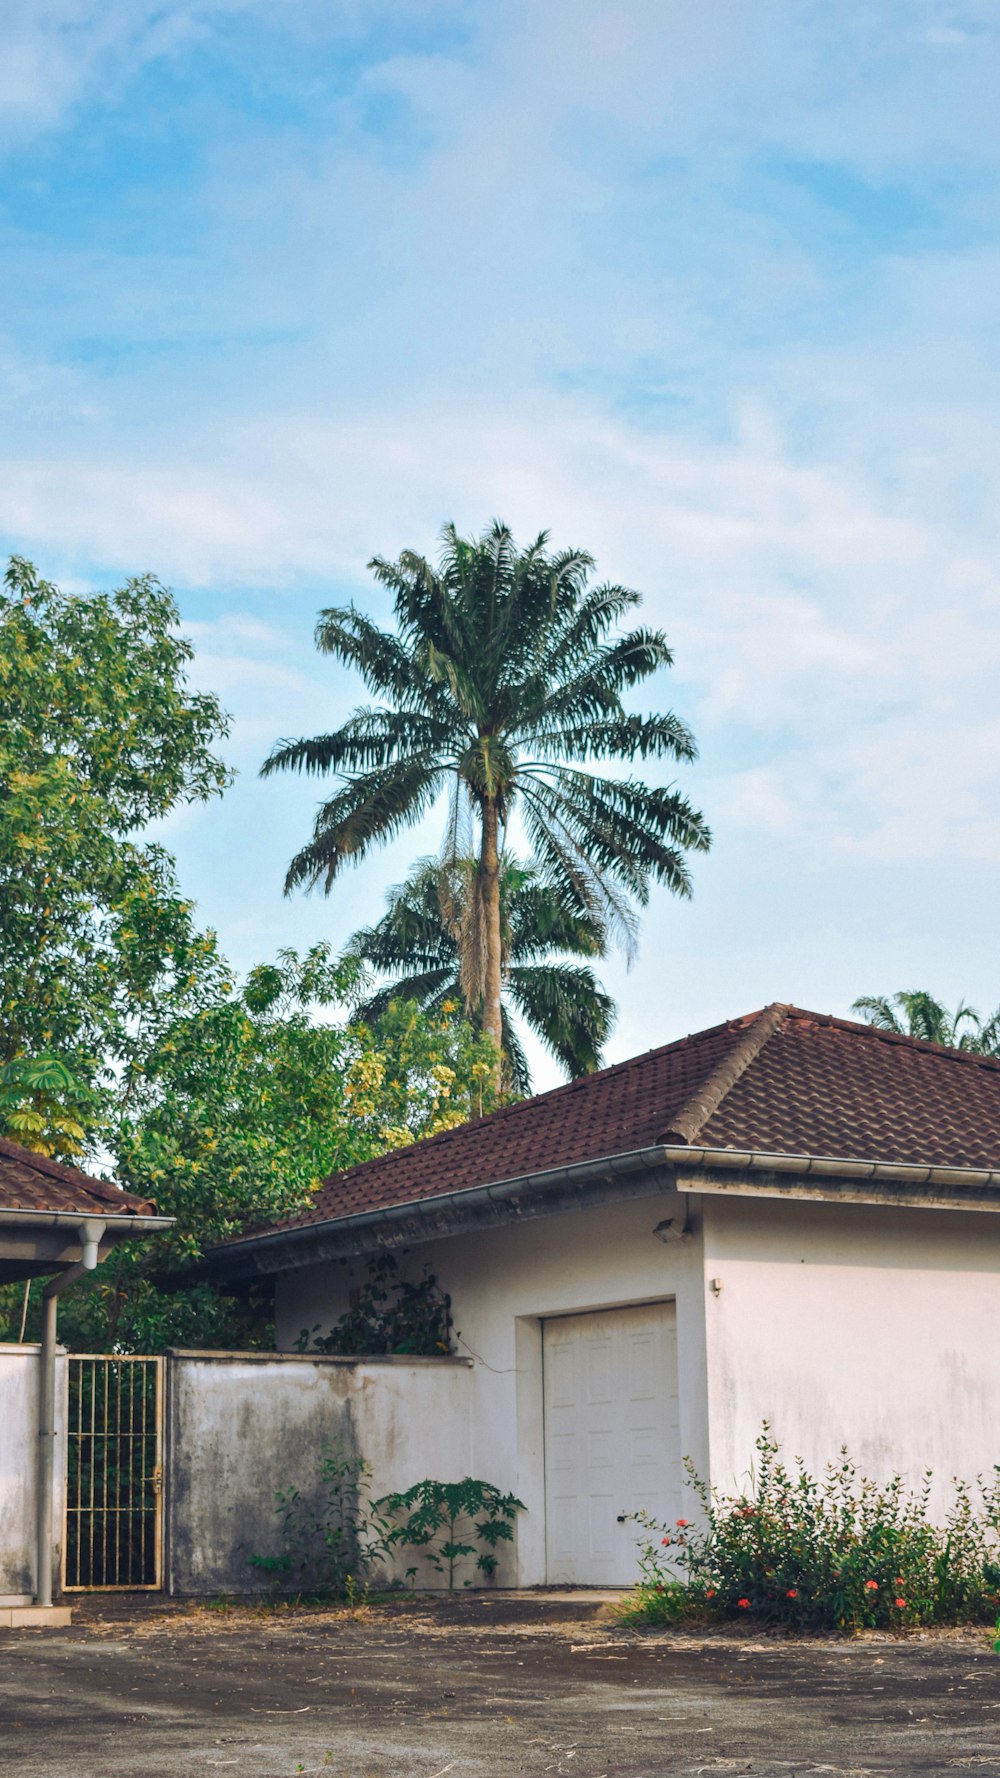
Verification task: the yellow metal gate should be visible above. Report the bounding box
[63,1355,164,1591]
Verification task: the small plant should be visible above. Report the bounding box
[374,1477,525,1590]
[295,1252,453,1356]
[250,1441,386,1598]
[621,1427,1000,1634]
[615,1575,689,1627]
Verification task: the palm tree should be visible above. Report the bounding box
[851,991,1000,1055]
[347,854,616,1092]
[262,520,710,1071]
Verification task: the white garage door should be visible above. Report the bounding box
[543,1300,681,1585]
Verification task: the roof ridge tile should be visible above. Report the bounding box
[659,1003,787,1143]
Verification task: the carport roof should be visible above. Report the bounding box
[222,1003,1000,1255]
[0,1137,156,1217]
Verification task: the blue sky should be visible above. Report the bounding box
[2,0,1000,1086]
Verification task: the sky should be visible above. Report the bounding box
[2,0,999,1088]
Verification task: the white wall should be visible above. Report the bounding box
[165,1352,473,1594]
[702,1194,1000,1517]
[0,1345,67,1604]
[275,1190,709,1585]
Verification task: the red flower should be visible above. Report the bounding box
[895,1577,904,1586]
[894,1597,906,1609]
[864,1579,878,1591]
[661,1536,671,1545]
[706,1588,716,1599]
[738,1598,750,1609]
[676,1518,689,1528]
[786,1588,798,1598]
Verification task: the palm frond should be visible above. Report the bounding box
[283,760,444,893]
[353,967,457,1026]
[313,606,423,703]
[851,995,905,1034]
[527,711,698,766]
[506,876,608,962]
[974,1008,1000,1056]
[853,990,996,1052]
[516,785,642,961]
[520,769,711,901]
[507,962,615,1076]
[261,709,453,779]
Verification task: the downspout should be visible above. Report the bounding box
[35,1220,105,1609]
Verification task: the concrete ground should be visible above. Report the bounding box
[2,1592,1000,1777]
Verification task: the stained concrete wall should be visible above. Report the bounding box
[701,1193,1000,1518]
[0,1344,67,1604]
[164,1351,474,1595]
[273,1188,709,1587]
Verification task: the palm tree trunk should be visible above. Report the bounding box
[478,799,504,1073]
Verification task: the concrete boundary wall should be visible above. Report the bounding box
[0,1344,67,1604]
[164,1350,476,1596]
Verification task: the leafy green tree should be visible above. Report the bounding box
[347,853,615,1091]
[2,948,500,1352]
[262,520,709,1071]
[0,1054,95,1159]
[0,557,231,1099]
[851,991,1000,1055]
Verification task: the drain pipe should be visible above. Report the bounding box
[36,1220,105,1609]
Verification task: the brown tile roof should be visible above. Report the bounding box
[236,1003,1000,1247]
[0,1138,156,1217]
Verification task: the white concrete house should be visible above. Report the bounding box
[213,1004,1000,1587]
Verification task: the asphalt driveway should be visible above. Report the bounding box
[1,1594,999,1777]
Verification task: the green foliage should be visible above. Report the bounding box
[296,1253,453,1356]
[0,557,230,1090]
[250,1450,524,1600]
[374,1477,525,1590]
[852,991,1000,1055]
[621,1429,1000,1633]
[348,853,615,1090]
[0,1053,96,1159]
[263,520,709,1049]
[615,1577,690,1627]
[250,1442,386,1599]
[114,949,499,1265]
[0,951,500,1352]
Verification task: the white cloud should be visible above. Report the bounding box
[3,0,1000,1066]
[4,385,999,877]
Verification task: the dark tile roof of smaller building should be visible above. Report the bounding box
[0,1138,156,1217]
[230,1003,1000,1251]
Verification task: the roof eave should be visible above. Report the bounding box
[0,1208,174,1231]
[204,1146,677,1279]
[205,1142,1000,1281]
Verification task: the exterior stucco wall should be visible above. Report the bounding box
[0,1344,67,1604]
[274,1189,709,1585]
[701,1194,1000,1515]
[165,1352,473,1595]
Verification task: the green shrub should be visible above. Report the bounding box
[250,1441,386,1599]
[621,1427,1000,1633]
[374,1477,525,1590]
[295,1253,453,1356]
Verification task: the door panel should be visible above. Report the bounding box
[543,1301,681,1585]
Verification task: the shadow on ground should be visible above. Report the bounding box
[1,1591,998,1776]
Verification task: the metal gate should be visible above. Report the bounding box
[63,1355,164,1590]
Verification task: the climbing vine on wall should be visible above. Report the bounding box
[295,1253,453,1357]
